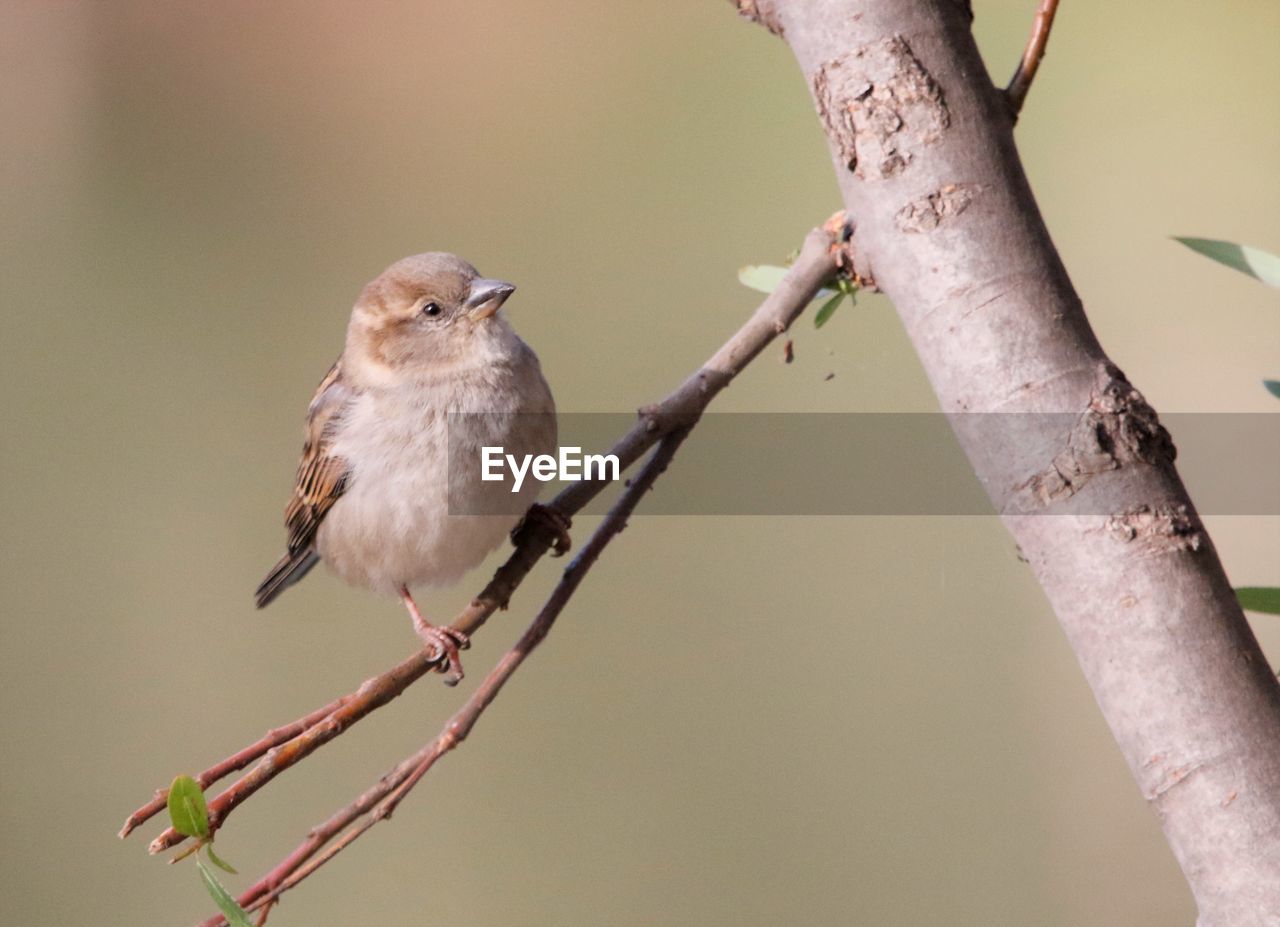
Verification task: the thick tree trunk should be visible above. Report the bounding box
[739,2,1280,924]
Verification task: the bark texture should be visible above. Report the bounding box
[748,2,1280,924]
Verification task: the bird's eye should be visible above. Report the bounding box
[422,302,442,317]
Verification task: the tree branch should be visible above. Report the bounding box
[119,695,351,840]
[1005,0,1061,119]
[122,222,842,910]
[746,3,1280,925]
[206,429,691,926]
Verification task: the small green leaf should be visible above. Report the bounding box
[1264,380,1280,400]
[1174,238,1280,288]
[1237,587,1280,615]
[738,264,790,294]
[196,859,255,927]
[167,775,210,840]
[813,292,845,329]
[205,843,239,875]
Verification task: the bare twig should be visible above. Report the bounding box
[145,648,454,854]
[123,222,841,858]
[119,695,350,839]
[1005,0,1061,119]
[201,430,690,925]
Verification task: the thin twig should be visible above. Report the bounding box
[119,695,351,839]
[201,431,690,925]
[126,221,841,907]
[146,648,451,853]
[1005,0,1061,120]
[124,523,561,847]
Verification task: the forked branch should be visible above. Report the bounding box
[214,429,691,925]
[121,219,846,923]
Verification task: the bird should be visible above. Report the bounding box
[255,252,559,683]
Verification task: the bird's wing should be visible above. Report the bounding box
[284,358,354,554]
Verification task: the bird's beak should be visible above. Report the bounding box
[466,278,516,320]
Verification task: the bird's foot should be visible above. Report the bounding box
[512,503,572,557]
[415,623,471,686]
[400,585,470,685]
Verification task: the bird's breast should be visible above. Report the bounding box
[316,366,556,595]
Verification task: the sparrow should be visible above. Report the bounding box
[255,252,558,682]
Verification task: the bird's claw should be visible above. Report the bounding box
[512,503,572,557]
[418,624,471,686]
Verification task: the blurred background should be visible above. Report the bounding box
[2,1,1278,924]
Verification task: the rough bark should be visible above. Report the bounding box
[741,2,1280,924]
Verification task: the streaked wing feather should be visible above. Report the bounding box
[284,359,353,554]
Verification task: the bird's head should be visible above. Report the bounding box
[345,252,518,378]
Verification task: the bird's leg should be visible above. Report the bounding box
[511,502,573,556]
[399,586,470,685]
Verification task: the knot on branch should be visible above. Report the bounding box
[895,183,985,233]
[821,210,876,291]
[1086,362,1177,466]
[1017,363,1176,507]
[1105,504,1203,554]
[812,35,949,180]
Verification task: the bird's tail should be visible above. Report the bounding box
[254,550,320,608]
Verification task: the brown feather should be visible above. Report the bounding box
[284,359,352,554]
[255,358,354,607]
